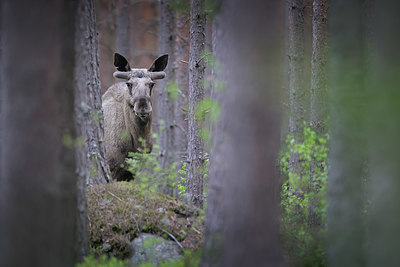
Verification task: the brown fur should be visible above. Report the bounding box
[103,54,167,181]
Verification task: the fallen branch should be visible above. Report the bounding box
[160,229,184,252]
[106,191,122,202]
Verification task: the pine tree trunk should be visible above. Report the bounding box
[367,0,400,265]
[310,0,328,133]
[288,0,306,136]
[287,0,306,172]
[0,0,78,265]
[74,0,111,259]
[308,0,328,229]
[201,0,284,266]
[327,0,367,266]
[116,0,130,57]
[174,6,190,199]
[187,0,206,208]
[0,2,2,164]
[158,0,175,195]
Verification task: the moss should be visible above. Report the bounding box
[88,182,204,259]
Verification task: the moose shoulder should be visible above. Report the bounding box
[103,53,168,181]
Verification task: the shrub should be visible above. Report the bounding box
[280,126,329,266]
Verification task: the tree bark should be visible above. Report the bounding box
[287,0,307,174]
[201,0,284,266]
[158,0,176,195]
[367,0,400,265]
[288,0,306,136]
[75,0,110,187]
[0,2,2,167]
[0,0,78,265]
[327,1,367,266]
[310,0,328,133]
[187,0,206,208]
[308,0,328,229]
[74,0,111,260]
[115,0,130,57]
[174,4,190,199]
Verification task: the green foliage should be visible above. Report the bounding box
[76,255,129,267]
[195,98,220,123]
[77,250,201,267]
[158,250,202,267]
[168,0,189,14]
[280,126,329,266]
[168,0,221,18]
[201,51,217,70]
[176,154,210,204]
[167,82,180,101]
[176,163,187,198]
[125,134,177,193]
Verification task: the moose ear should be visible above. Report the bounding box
[114,53,131,72]
[148,54,168,72]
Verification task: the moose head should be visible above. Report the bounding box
[112,53,168,123]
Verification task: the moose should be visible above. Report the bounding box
[103,53,168,181]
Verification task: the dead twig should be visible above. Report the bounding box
[106,191,122,202]
[160,229,184,252]
[130,212,141,232]
[191,227,201,235]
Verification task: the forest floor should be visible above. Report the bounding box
[87,182,204,259]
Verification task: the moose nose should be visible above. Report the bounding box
[133,97,152,116]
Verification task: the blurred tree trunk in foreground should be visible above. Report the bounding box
[367,0,400,265]
[0,0,78,266]
[158,0,176,196]
[287,0,307,173]
[202,0,284,266]
[327,0,367,266]
[310,0,328,134]
[187,0,206,208]
[0,2,2,167]
[308,0,328,229]
[201,8,227,266]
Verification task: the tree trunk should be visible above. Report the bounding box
[158,0,176,195]
[187,0,206,208]
[0,2,2,166]
[327,1,367,266]
[201,0,284,266]
[310,0,328,133]
[74,0,111,259]
[367,1,400,265]
[287,0,306,172]
[201,11,227,266]
[308,0,328,229]
[115,0,130,57]
[174,4,190,199]
[0,0,78,265]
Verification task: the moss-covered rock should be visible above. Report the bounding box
[88,182,204,259]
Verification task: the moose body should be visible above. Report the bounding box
[103,53,168,181]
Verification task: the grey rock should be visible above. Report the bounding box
[130,233,182,265]
[102,242,111,253]
[99,199,111,210]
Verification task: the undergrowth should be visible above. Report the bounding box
[280,126,329,266]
